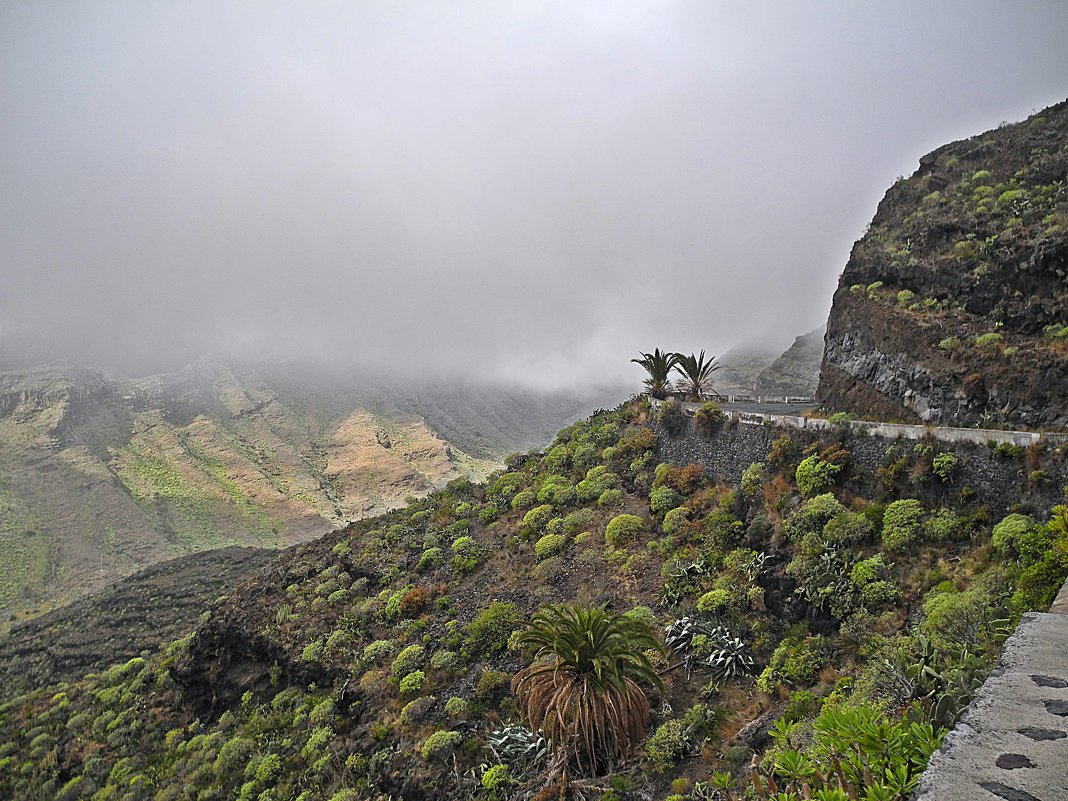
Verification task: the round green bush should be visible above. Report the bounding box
[598,488,624,508]
[795,455,842,496]
[534,533,567,561]
[661,506,690,535]
[696,588,731,615]
[398,670,426,695]
[694,401,727,433]
[881,499,925,551]
[444,696,469,717]
[481,763,512,790]
[429,650,461,671]
[390,644,425,678]
[419,730,461,760]
[992,513,1038,555]
[650,485,683,515]
[521,504,555,535]
[931,452,959,481]
[605,514,644,546]
[416,547,442,571]
[510,489,536,510]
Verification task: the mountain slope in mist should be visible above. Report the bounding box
[0,359,625,624]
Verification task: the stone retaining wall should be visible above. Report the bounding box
[649,404,1068,519]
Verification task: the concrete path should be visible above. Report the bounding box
[912,594,1068,801]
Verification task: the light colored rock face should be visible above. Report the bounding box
[913,611,1068,801]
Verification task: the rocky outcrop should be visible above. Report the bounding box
[818,101,1068,430]
[757,326,825,397]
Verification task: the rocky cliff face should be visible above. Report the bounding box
[818,101,1068,430]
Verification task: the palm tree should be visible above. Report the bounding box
[511,604,663,776]
[631,349,679,399]
[673,350,722,401]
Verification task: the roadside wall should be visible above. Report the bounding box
[650,405,1068,519]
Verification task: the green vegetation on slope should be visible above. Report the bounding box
[1,398,1065,801]
[0,360,620,626]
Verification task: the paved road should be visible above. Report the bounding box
[720,402,815,416]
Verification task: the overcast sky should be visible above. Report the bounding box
[1,1,1066,387]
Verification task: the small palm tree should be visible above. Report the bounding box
[511,604,663,776]
[673,350,722,401]
[631,349,679,399]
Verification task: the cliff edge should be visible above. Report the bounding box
[817,101,1068,430]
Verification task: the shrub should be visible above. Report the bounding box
[740,462,765,496]
[534,533,566,561]
[598,488,624,508]
[992,513,1041,558]
[755,631,828,693]
[521,504,555,536]
[416,547,443,571]
[419,730,461,760]
[562,508,594,534]
[464,602,522,657]
[795,455,842,496]
[850,555,888,589]
[882,499,925,551]
[696,589,731,615]
[784,690,822,723]
[694,402,726,434]
[430,650,461,671]
[925,509,964,542]
[645,718,690,772]
[931,452,958,481]
[476,669,510,701]
[605,514,644,546]
[450,535,481,573]
[398,671,426,695]
[974,332,1003,351]
[783,493,847,542]
[922,587,991,652]
[650,485,683,515]
[860,580,900,607]
[510,489,536,510]
[444,696,469,717]
[391,645,425,678]
[481,764,512,790]
[662,506,690,535]
[897,289,916,306]
[491,471,528,498]
[992,442,1025,460]
[939,336,964,354]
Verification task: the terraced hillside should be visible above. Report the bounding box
[0,359,625,625]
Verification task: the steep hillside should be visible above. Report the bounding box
[756,326,824,397]
[2,398,1064,801]
[818,101,1068,429]
[711,343,779,396]
[0,546,274,702]
[0,360,624,624]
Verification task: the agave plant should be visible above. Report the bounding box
[631,348,679,399]
[673,350,723,401]
[703,635,755,682]
[511,604,664,775]
[487,723,551,767]
[664,616,728,655]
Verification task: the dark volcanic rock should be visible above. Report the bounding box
[818,101,1068,430]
